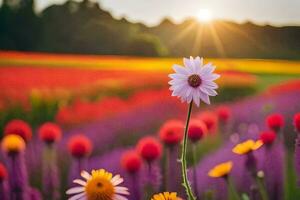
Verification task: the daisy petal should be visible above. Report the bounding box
[199,92,210,105]
[115,186,130,195]
[111,175,123,186]
[173,64,189,75]
[194,56,201,67]
[170,83,187,93]
[68,192,85,200]
[113,194,128,200]
[78,196,87,200]
[81,171,91,180]
[186,87,192,97]
[73,179,87,186]
[189,56,198,73]
[186,93,193,103]
[168,79,186,85]
[183,58,195,73]
[168,73,187,80]
[66,187,85,195]
[200,85,217,96]
[202,73,220,81]
[202,80,218,89]
[183,58,192,68]
[200,63,216,75]
[192,90,200,107]
[206,88,218,96]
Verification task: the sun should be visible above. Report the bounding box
[196,9,213,22]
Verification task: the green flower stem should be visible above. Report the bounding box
[192,143,199,198]
[256,176,269,200]
[226,176,241,200]
[181,102,196,200]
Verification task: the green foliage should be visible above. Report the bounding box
[128,33,168,56]
[0,98,59,138]
[214,85,257,102]
[285,152,300,200]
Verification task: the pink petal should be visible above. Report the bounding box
[68,193,85,200]
[199,91,210,104]
[66,187,85,195]
[172,64,189,75]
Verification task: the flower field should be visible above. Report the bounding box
[0,51,300,200]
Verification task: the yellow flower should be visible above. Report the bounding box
[66,169,129,200]
[1,134,26,153]
[208,161,233,178]
[151,192,181,200]
[232,139,263,155]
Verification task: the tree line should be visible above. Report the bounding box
[0,0,300,59]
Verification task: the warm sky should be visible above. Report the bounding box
[3,0,300,26]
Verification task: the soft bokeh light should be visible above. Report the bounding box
[196,9,213,22]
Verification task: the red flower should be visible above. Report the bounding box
[158,120,184,146]
[136,137,162,162]
[260,131,276,145]
[266,113,284,132]
[4,119,32,142]
[217,106,232,123]
[294,113,300,133]
[68,135,93,158]
[188,119,208,142]
[38,122,62,144]
[121,150,142,174]
[0,163,7,181]
[198,111,218,133]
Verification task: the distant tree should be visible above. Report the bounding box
[0,1,16,49]
[0,0,41,50]
[0,0,299,59]
[128,33,168,56]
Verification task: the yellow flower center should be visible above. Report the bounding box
[151,192,179,200]
[85,177,114,200]
[188,74,202,88]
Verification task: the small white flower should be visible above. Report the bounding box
[168,56,220,107]
[66,169,129,200]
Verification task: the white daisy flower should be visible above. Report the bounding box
[66,169,129,200]
[168,56,220,107]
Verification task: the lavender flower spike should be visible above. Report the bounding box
[295,134,300,186]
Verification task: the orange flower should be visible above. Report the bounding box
[208,161,233,178]
[1,134,26,153]
[232,140,263,155]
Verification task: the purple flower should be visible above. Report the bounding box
[295,134,300,186]
[5,152,30,200]
[260,142,285,200]
[0,180,9,200]
[29,188,42,200]
[188,123,284,200]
